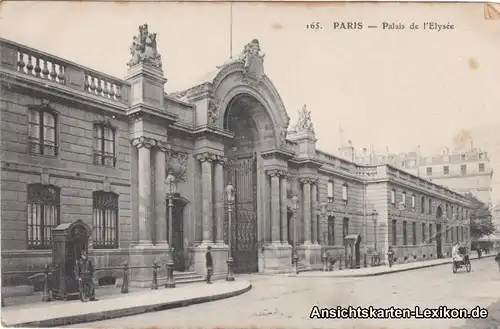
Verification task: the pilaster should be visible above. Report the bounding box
[194,151,217,245]
[214,155,227,245]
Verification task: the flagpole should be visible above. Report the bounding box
[229,2,233,59]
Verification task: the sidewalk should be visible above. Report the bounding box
[290,254,496,278]
[1,280,251,327]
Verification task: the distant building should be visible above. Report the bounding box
[342,142,493,206]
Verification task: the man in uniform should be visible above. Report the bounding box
[206,246,213,284]
[74,251,96,302]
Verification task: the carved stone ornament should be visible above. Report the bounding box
[266,169,289,178]
[131,136,157,149]
[299,176,318,185]
[237,39,265,82]
[157,140,171,152]
[295,104,315,134]
[194,152,218,163]
[166,150,189,182]
[207,98,220,126]
[127,23,163,69]
[215,154,228,165]
[165,171,177,195]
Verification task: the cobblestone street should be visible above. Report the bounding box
[68,258,500,329]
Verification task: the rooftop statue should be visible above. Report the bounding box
[295,104,315,134]
[127,24,162,69]
[237,39,265,81]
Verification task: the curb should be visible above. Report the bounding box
[8,282,252,328]
[290,255,496,278]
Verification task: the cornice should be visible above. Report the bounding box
[193,125,234,139]
[126,102,178,124]
[289,157,323,168]
[261,148,295,160]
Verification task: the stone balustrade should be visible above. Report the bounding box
[1,38,130,105]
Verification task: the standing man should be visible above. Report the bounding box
[206,246,213,284]
[74,251,96,302]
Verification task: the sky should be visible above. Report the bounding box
[1,1,499,201]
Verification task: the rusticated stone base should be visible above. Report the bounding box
[128,245,170,288]
[297,243,322,270]
[261,243,293,273]
[191,243,229,280]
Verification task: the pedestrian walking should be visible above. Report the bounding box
[206,246,213,284]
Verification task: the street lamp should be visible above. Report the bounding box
[165,170,176,288]
[225,182,236,282]
[290,194,300,274]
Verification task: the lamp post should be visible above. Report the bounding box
[165,170,176,288]
[225,182,236,282]
[291,195,300,274]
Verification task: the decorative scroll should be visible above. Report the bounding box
[131,136,157,149]
[266,169,288,178]
[166,149,189,182]
[215,154,228,165]
[127,24,162,68]
[157,140,171,152]
[299,176,318,185]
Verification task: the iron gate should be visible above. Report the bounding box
[224,153,258,273]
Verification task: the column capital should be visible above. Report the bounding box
[214,154,228,165]
[156,140,171,152]
[299,176,318,185]
[194,151,218,163]
[131,136,157,149]
[266,169,287,178]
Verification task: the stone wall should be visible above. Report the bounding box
[1,87,131,272]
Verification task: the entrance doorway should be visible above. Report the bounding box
[167,199,186,272]
[436,224,442,259]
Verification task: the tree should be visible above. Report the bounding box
[465,193,496,239]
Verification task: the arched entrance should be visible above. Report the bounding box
[223,94,275,273]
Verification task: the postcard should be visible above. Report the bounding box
[0,1,499,329]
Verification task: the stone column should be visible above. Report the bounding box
[280,174,288,245]
[132,136,157,245]
[268,170,281,244]
[195,152,216,244]
[311,180,318,244]
[214,155,226,244]
[300,177,312,245]
[155,142,169,245]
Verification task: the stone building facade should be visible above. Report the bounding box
[0,27,473,283]
[346,142,493,206]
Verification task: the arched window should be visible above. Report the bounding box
[28,105,58,156]
[93,121,117,167]
[27,184,60,248]
[92,191,119,248]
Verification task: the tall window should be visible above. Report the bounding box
[461,226,464,242]
[426,167,432,176]
[403,221,408,245]
[93,121,117,167]
[28,106,58,156]
[341,184,348,204]
[460,165,467,175]
[342,218,349,242]
[443,166,449,175]
[445,226,449,242]
[402,192,407,206]
[422,223,426,243]
[411,194,416,210]
[27,184,60,249]
[412,222,417,245]
[391,189,396,206]
[92,191,119,249]
[327,216,335,245]
[429,224,433,242]
[421,196,425,213]
[445,204,449,217]
[465,227,468,241]
[428,199,432,215]
[327,181,334,203]
[479,163,485,172]
[392,219,397,245]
